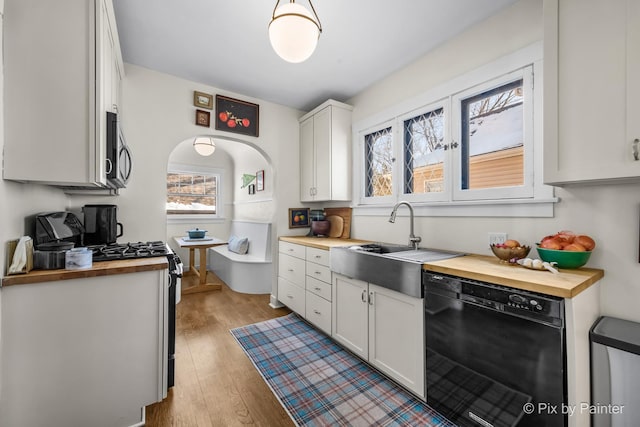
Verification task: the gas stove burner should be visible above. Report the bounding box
[88,241,170,262]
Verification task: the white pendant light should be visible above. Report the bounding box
[193,136,216,156]
[269,0,322,63]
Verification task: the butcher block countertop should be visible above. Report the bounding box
[423,254,604,298]
[2,257,168,287]
[279,236,371,250]
[279,236,604,298]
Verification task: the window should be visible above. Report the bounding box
[403,106,447,198]
[355,43,554,216]
[460,80,523,190]
[364,125,394,198]
[166,168,221,216]
[453,68,533,201]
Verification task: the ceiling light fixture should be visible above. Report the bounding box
[193,136,216,156]
[268,0,322,63]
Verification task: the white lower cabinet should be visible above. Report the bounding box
[332,274,369,359]
[332,273,425,399]
[277,241,333,334]
[0,270,167,427]
[277,276,306,316]
[305,291,332,334]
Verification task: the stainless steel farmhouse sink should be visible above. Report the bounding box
[330,243,464,298]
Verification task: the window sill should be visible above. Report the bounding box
[166,215,226,225]
[353,197,558,218]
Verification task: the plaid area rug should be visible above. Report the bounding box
[230,313,456,427]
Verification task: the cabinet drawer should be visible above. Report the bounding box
[278,277,305,316]
[305,261,331,284]
[279,241,305,259]
[305,291,331,335]
[306,247,330,267]
[279,254,306,286]
[306,276,332,302]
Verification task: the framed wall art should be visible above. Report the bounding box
[256,170,265,191]
[215,95,259,137]
[289,208,310,228]
[194,91,213,109]
[195,109,211,127]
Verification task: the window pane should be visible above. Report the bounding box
[365,127,393,197]
[404,108,445,194]
[167,173,217,214]
[461,79,524,190]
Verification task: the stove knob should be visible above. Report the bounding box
[530,299,538,306]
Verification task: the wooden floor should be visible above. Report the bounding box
[145,272,294,427]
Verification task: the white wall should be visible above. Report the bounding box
[86,64,303,299]
[347,0,640,323]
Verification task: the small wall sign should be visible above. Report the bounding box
[195,109,211,127]
[194,91,213,109]
[256,170,265,191]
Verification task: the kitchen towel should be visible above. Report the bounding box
[8,236,33,274]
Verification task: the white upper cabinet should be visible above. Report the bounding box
[3,0,124,189]
[543,0,640,185]
[299,100,353,201]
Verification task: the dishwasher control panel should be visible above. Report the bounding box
[423,271,564,327]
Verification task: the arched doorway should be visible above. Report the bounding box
[165,135,275,274]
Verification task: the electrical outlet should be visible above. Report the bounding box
[488,232,508,246]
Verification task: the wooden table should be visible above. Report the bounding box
[173,236,227,294]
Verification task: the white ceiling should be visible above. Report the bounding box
[112,0,521,112]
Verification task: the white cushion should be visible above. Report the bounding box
[228,235,249,255]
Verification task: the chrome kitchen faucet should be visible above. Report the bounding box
[389,201,422,250]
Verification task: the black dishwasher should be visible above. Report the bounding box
[423,271,566,427]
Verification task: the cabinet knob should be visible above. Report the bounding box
[313,309,321,315]
[314,287,321,291]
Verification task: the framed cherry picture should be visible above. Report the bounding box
[215,95,259,137]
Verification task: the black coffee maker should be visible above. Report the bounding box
[83,204,123,245]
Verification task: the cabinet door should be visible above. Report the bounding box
[332,274,368,359]
[278,277,305,316]
[300,116,315,201]
[544,0,640,184]
[278,253,305,287]
[313,106,332,200]
[306,291,332,335]
[628,0,640,150]
[368,284,425,398]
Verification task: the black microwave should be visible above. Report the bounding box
[106,112,132,189]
